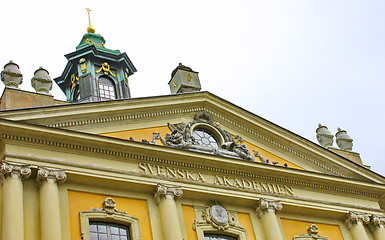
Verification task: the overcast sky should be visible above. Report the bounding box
[1,0,384,177]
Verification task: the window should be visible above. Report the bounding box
[89,222,130,240]
[98,76,116,100]
[193,128,219,149]
[205,234,238,240]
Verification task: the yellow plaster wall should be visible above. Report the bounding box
[237,212,256,240]
[68,190,153,240]
[101,126,171,144]
[182,205,198,240]
[281,218,344,240]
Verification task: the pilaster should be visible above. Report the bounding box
[1,162,31,240]
[345,212,370,240]
[37,167,66,240]
[154,183,183,240]
[256,198,284,240]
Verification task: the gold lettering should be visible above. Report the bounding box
[223,177,233,186]
[284,186,295,196]
[196,173,206,182]
[261,183,268,192]
[177,169,185,178]
[234,178,243,188]
[139,163,147,172]
[186,170,195,180]
[242,179,252,189]
[146,163,154,174]
[252,181,261,191]
[166,167,177,178]
[278,185,286,194]
[214,176,223,185]
[156,165,165,176]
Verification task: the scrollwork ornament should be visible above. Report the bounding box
[1,162,31,180]
[153,183,183,204]
[293,224,330,240]
[256,198,283,217]
[368,215,385,232]
[345,211,371,229]
[36,167,67,185]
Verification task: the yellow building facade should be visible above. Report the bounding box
[1,26,385,240]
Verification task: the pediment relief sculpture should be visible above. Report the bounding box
[293,224,329,240]
[150,112,254,161]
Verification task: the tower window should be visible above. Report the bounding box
[89,222,130,240]
[98,76,116,100]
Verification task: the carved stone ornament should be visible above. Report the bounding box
[31,66,53,94]
[36,167,67,184]
[1,60,23,88]
[368,214,385,232]
[153,183,183,204]
[335,127,353,151]
[345,211,370,229]
[293,224,330,240]
[90,197,127,215]
[193,201,244,232]
[316,124,333,148]
[1,162,31,180]
[149,112,254,161]
[256,198,283,217]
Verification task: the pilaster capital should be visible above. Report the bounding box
[1,162,31,180]
[368,215,385,232]
[36,167,67,185]
[256,198,283,217]
[345,211,370,229]
[154,183,183,204]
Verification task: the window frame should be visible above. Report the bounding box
[80,210,141,240]
[97,75,116,101]
[190,123,225,148]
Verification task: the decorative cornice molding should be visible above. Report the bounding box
[368,214,385,232]
[345,211,371,229]
[256,198,283,217]
[0,162,31,180]
[153,183,183,204]
[36,167,66,184]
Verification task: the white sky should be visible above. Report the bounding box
[1,0,384,177]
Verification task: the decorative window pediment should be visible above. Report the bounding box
[193,201,248,240]
[150,112,254,161]
[80,197,142,240]
[293,224,329,240]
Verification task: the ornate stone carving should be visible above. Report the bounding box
[368,214,385,232]
[36,167,67,184]
[293,224,330,240]
[1,60,23,88]
[256,198,283,217]
[153,183,183,204]
[31,66,53,94]
[335,127,353,151]
[1,162,31,180]
[345,211,370,229]
[316,124,333,148]
[90,197,127,215]
[149,112,254,161]
[193,201,244,232]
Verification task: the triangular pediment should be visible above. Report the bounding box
[0,91,383,184]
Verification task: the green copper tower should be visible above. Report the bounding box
[55,9,136,102]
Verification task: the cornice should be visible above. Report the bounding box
[1,122,384,200]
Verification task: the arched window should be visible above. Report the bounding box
[204,234,238,240]
[193,127,220,149]
[98,76,116,100]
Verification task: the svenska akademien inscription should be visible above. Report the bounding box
[138,163,294,196]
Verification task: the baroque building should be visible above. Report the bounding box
[0,19,385,240]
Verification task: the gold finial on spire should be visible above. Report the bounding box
[86,8,95,33]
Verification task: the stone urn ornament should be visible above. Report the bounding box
[31,66,52,94]
[1,60,23,88]
[316,123,334,148]
[335,127,353,151]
